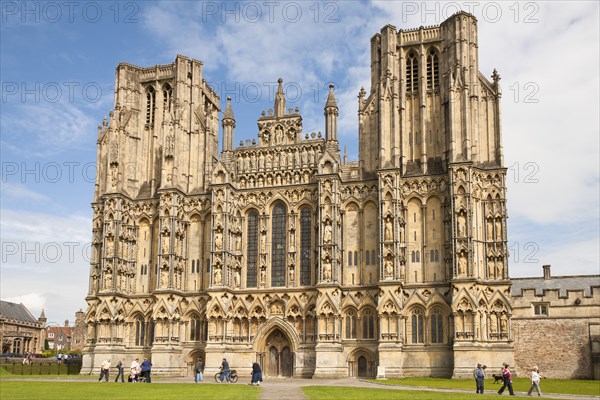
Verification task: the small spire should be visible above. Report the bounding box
[223,96,235,121]
[325,84,338,109]
[492,68,501,83]
[274,78,286,117]
[343,146,348,163]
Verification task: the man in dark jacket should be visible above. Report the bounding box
[194,359,204,383]
[140,358,152,383]
[220,358,230,383]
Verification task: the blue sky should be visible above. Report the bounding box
[1,1,599,325]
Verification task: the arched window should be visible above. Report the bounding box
[365,251,370,265]
[362,309,376,339]
[13,338,21,354]
[145,86,156,126]
[246,210,259,288]
[162,83,172,116]
[271,202,286,287]
[430,308,444,343]
[189,315,203,341]
[411,251,416,263]
[348,251,353,266]
[415,251,420,263]
[345,310,357,339]
[300,207,312,285]
[135,316,145,346]
[354,251,358,266]
[427,48,439,90]
[411,309,424,343]
[406,51,419,93]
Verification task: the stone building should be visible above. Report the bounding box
[82,12,512,378]
[46,321,73,352]
[0,301,45,355]
[45,310,86,352]
[512,265,600,379]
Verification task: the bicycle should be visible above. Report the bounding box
[214,369,238,383]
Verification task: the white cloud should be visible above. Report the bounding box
[2,100,98,158]
[2,293,47,319]
[1,209,91,324]
[0,209,90,243]
[0,182,50,202]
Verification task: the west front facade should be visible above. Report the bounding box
[82,12,514,378]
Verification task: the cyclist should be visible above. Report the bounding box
[219,358,230,383]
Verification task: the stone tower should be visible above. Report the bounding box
[359,12,511,376]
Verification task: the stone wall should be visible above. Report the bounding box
[512,319,592,379]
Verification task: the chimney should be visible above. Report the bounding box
[543,265,551,280]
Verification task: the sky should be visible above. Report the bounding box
[1,1,599,326]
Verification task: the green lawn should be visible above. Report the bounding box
[371,377,600,396]
[0,381,261,400]
[303,386,507,399]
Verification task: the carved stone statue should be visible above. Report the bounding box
[323,223,332,244]
[385,259,393,277]
[215,233,222,250]
[160,269,168,287]
[234,269,240,288]
[458,215,466,237]
[458,253,467,275]
[214,268,222,285]
[323,261,332,281]
[384,219,393,241]
[105,270,112,289]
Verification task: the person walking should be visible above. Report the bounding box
[130,358,140,382]
[251,361,262,386]
[527,366,543,397]
[114,357,125,382]
[98,359,110,382]
[140,358,152,383]
[498,363,515,396]
[473,363,485,394]
[194,358,204,383]
[219,358,230,383]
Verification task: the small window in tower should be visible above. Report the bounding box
[427,48,439,91]
[162,83,172,116]
[406,51,419,94]
[145,86,156,127]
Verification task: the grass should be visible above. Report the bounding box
[304,386,507,399]
[371,377,600,396]
[0,381,261,400]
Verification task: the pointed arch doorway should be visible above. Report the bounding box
[263,328,293,377]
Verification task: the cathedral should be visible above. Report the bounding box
[82,12,514,378]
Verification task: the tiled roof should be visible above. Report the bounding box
[0,300,38,324]
[511,275,600,297]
